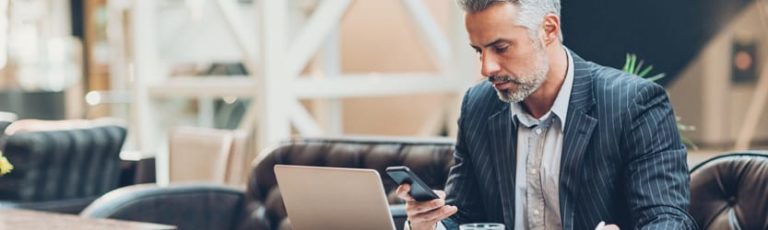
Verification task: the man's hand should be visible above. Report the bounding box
[595,222,621,230]
[396,184,458,230]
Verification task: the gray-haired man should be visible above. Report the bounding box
[397,0,697,229]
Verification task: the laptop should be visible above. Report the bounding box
[274,165,397,230]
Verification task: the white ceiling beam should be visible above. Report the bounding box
[289,100,324,136]
[285,0,353,79]
[293,73,461,98]
[148,77,257,98]
[399,0,453,72]
[213,0,259,76]
[147,73,466,99]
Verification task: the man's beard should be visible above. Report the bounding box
[488,45,549,103]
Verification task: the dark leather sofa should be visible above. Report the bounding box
[81,137,456,230]
[0,122,128,213]
[82,137,768,230]
[689,151,768,230]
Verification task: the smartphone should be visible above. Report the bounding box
[386,166,440,201]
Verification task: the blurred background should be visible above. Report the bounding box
[1,0,767,182]
[0,0,762,170]
[0,0,765,229]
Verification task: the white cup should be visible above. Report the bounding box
[459,223,505,230]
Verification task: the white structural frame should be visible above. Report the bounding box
[124,0,475,182]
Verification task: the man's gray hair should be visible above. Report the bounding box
[458,0,563,41]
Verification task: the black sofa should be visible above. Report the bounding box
[0,122,127,213]
[82,138,768,230]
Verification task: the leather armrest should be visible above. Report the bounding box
[81,183,245,230]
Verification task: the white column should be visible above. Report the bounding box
[107,0,130,124]
[198,97,215,128]
[131,0,167,184]
[258,0,291,148]
[321,30,343,135]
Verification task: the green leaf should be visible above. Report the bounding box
[623,53,632,72]
[638,65,654,77]
[680,135,699,150]
[635,60,646,75]
[646,73,666,82]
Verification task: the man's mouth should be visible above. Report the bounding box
[488,76,516,90]
[493,81,510,90]
[488,76,512,83]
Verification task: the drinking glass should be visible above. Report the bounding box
[459,223,505,230]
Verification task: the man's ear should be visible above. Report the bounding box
[541,14,561,45]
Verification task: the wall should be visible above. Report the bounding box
[667,2,768,148]
[337,0,461,136]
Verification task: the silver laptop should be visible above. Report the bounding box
[274,165,397,230]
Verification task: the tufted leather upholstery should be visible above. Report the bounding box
[237,137,455,230]
[81,137,455,230]
[0,124,127,213]
[689,152,768,230]
[81,183,245,230]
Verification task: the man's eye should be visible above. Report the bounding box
[473,49,482,59]
[494,46,508,53]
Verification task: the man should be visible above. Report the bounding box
[396,0,697,229]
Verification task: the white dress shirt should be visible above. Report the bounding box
[511,48,574,229]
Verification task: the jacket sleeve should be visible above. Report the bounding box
[442,88,486,230]
[623,83,698,229]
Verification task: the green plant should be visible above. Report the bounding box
[623,54,698,150]
[0,151,12,176]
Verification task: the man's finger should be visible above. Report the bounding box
[396,184,414,201]
[411,205,458,224]
[435,190,446,199]
[407,198,445,214]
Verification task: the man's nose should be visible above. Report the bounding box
[480,54,500,77]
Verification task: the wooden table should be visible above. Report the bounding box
[0,209,176,229]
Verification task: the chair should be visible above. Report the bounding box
[168,127,249,185]
[81,183,244,230]
[0,119,128,214]
[689,151,768,230]
[81,136,456,230]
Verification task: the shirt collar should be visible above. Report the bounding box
[510,48,574,130]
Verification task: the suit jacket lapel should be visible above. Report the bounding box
[487,101,517,226]
[559,52,598,230]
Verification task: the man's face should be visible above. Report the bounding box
[466,3,549,103]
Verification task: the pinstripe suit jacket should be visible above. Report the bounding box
[442,52,697,230]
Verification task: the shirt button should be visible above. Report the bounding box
[534,210,540,215]
[534,128,542,135]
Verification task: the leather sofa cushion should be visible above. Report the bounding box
[690,152,768,230]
